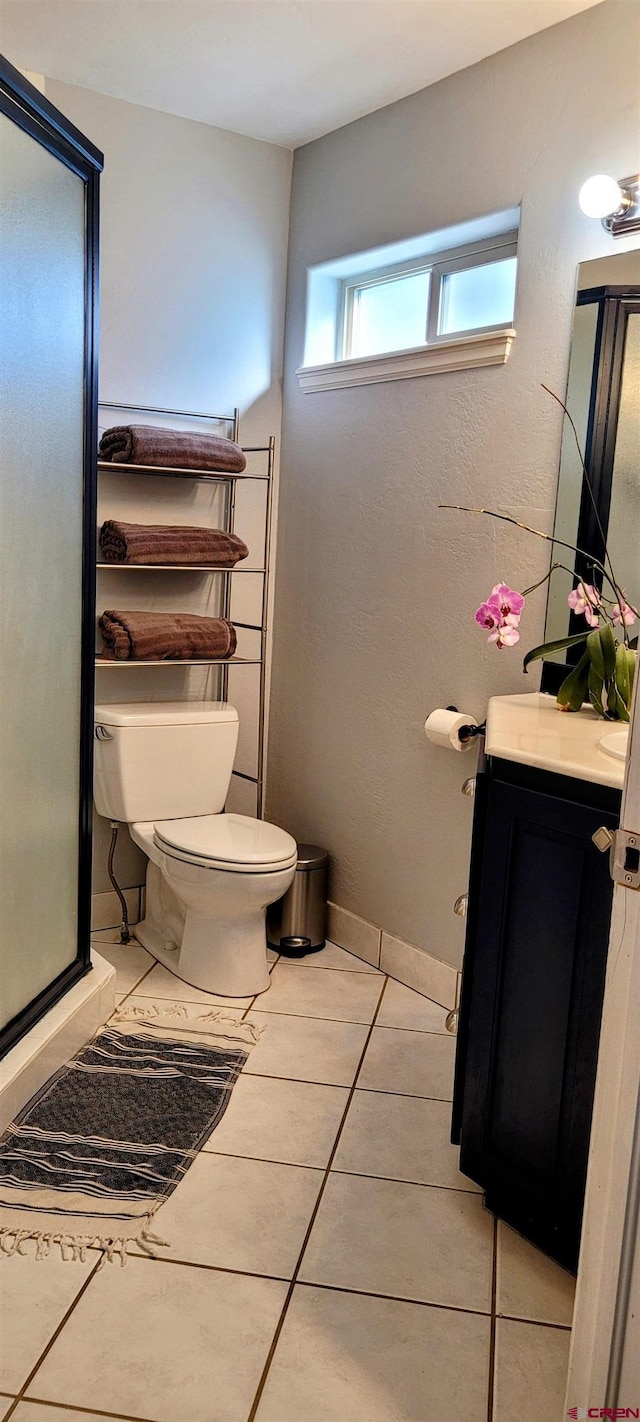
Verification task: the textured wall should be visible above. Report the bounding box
[267,1,640,969]
[44,80,293,891]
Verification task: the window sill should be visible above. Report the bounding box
[296,327,516,392]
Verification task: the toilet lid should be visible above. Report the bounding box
[153,813,298,872]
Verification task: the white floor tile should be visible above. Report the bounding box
[28,1257,287,1422]
[137,1152,323,1276]
[90,932,155,995]
[0,1253,95,1394]
[203,1073,349,1168]
[358,1026,456,1098]
[258,964,384,1023]
[496,1221,575,1326]
[126,961,255,1008]
[299,1172,494,1311]
[492,1317,570,1421]
[246,1012,369,1086]
[255,1284,491,1422]
[376,980,450,1033]
[333,1091,480,1191]
[282,941,380,972]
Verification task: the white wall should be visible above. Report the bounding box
[267,0,640,970]
[44,80,292,892]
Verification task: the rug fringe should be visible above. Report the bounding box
[0,1223,170,1266]
[113,1000,264,1043]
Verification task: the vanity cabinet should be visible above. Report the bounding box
[452,753,620,1273]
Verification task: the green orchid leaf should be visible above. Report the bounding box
[522,631,589,673]
[615,643,630,708]
[588,628,606,680]
[589,689,608,717]
[588,663,605,715]
[599,623,617,679]
[614,692,630,723]
[557,650,590,712]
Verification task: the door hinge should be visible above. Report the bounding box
[592,826,640,890]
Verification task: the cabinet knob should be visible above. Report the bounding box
[592,826,614,853]
[454,894,468,918]
[461,777,476,798]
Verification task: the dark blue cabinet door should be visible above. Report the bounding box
[455,760,619,1272]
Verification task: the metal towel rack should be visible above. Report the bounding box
[95,399,275,817]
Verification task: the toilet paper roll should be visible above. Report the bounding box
[424,708,478,752]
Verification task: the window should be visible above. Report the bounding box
[339,235,517,362]
[299,209,520,389]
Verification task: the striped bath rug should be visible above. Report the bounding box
[0,1001,260,1264]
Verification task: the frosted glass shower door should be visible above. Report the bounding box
[0,63,102,1052]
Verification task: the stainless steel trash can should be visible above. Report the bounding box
[267,844,329,957]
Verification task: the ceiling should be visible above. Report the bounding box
[0,0,603,148]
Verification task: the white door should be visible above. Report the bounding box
[565,681,640,1415]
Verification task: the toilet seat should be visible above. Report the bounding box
[152,813,298,874]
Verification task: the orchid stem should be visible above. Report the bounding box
[438,504,622,605]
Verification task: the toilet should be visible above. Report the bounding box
[93,701,297,996]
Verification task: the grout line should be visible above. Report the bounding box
[497,1313,573,1332]
[487,1214,498,1422]
[248,1008,450,1034]
[329,1167,481,1195]
[4,1253,105,1420]
[295,1276,492,1318]
[198,1144,482,1194]
[245,973,390,1422]
[123,1253,291,1286]
[18,1395,170,1422]
[272,961,384,979]
[239,1069,454,1103]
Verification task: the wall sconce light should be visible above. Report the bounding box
[578,173,640,237]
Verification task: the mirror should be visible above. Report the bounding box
[543,251,640,686]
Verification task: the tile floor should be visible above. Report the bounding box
[0,930,575,1422]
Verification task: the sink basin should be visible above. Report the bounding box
[599,728,629,762]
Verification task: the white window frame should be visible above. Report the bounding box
[338,231,518,362]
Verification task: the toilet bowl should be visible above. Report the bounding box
[131,815,297,995]
[93,701,297,996]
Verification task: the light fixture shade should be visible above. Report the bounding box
[578,174,624,220]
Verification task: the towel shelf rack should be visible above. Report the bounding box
[97,460,269,482]
[95,400,275,816]
[95,656,261,668]
[96,564,266,573]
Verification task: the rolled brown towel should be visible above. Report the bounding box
[98,610,237,661]
[99,521,249,567]
[99,425,246,473]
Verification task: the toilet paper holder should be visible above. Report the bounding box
[445,706,486,746]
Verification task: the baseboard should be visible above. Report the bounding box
[0,953,116,1133]
[328,901,459,1010]
[91,886,142,931]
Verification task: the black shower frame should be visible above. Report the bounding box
[0,55,103,1057]
[542,285,640,695]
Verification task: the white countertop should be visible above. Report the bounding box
[485,692,625,790]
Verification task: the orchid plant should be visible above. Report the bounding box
[442,387,638,722]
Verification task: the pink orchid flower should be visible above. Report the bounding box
[475,599,501,632]
[475,583,525,648]
[490,583,525,626]
[489,621,520,649]
[567,582,601,627]
[612,596,638,628]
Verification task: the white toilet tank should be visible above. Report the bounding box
[93,701,239,823]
